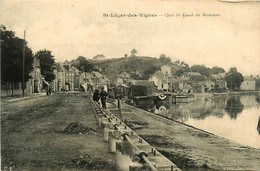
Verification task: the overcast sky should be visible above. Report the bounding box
[1,0,260,75]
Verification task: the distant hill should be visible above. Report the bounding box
[89,56,184,81]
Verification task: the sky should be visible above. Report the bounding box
[1,0,260,75]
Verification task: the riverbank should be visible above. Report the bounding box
[107,101,260,170]
[197,90,260,96]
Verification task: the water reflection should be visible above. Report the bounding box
[136,93,260,148]
[225,96,244,119]
[152,95,229,122]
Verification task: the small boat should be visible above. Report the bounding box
[153,92,173,101]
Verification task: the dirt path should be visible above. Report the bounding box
[110,102,260,170]
[1,92,116,170]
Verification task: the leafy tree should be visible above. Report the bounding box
[174,60,180,65]
[35,50,55,82]
[190,65,211,77]
[131,49,137,57]
[159,54,171,63]
[1,26,34,94]
[224,67,244,90]
[71,56,93,72]
[211,66,225,74]
[225,96,244,119]
[143,66,160,80]
[175,68,186,77]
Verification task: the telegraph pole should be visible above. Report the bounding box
[22,31,26,97]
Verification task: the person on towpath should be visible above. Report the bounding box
[93,89,100,104]
[100,87,108,110]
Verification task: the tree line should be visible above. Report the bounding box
[1,26,56,95]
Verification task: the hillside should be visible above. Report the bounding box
[89,56,184,81]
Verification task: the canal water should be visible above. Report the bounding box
[136,93,260,148]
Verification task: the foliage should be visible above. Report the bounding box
[225,96,244,119]
[211,66,225,74]
[224,67,244,90]
[130,72,142,80]
[131,49,137,57]
[190,65,211,77]
[143,66,161,80]
[159,54,171,63]
[71,56,94,72]
[175,62,190,76]
[1,26,34,84]
[35,50,55,82]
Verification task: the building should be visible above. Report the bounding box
[71,67,80,91]
[210,73,227,90]
[25,57,43,94]
[82,71,110,92]
[93,54,105,60]
[56,63,66,91]
[161,65,172,77]
[112,71,132,86]
[240,76,255,90]
[148,71,168,91]
[55,61,82,91]
[51,65,59,92]
[31,57,43,93]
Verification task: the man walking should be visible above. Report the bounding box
[100,87,108,110]
[93,89,100,104]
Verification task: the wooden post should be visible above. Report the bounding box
[118,97,123,122]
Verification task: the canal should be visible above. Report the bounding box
[136,93,260,149]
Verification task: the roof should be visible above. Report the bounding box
[84,72,93,78]
[119,71,131,78]
[70,67,80,75]
[190,75,206,81]
[162,80,168,84]
[63,60,70,65]
[161,64,172,69]
[169,77,178,83]
[187,72,202,76]
[183,84,193,89]
[131,80,154,87]
[92,71,103,78]
[211,73,225,80]
[152,71,164,80]
[243,76,255,81]
[56,63,66,72]
[116,83,129,88]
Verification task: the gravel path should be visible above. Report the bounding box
[1,92,116,170]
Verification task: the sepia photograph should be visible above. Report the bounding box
[1,0,260,170]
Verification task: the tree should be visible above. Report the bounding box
[224,67,244,90]
[143,66,160,80]
[1,26,34,95]
[35,50,55,82]
[211,66,225,74]
[225,96,244,119]
[71,56,94,72]
[131,49,137,57]
[190,65,211,77]
[159,54,171,63]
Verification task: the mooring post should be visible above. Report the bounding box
[118,97,124,122]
